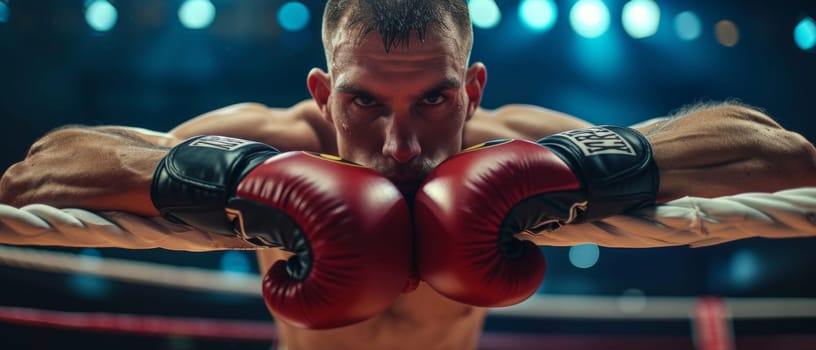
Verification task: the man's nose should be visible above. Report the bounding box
[382,113,421,164]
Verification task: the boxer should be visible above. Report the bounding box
[1,0,815,349]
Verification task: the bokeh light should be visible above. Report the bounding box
[729,249,760,289]
[621,0,660,39]
[68,248,112,299]
[569,243,600,269]
[220,251,251,274]
[674,11,702,41]
[0,1,9,23]
[278,2,311,32]
[715,19,740,47]
[469,0,502,29]
[178,0,216,30]
[519,0,558,32]
[618,288,647,314]
[570,0,611,38]
[794,17,816,51]
[84,0,118,32]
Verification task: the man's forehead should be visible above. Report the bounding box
[330,31,464,72]
[326,15,467,72]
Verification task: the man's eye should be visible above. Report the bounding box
[422,94,446,106]
[353,96,377,107]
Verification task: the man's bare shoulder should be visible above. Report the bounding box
[464,104,592,147]
[170,100,337,153]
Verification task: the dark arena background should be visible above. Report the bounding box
[1,0,815,349]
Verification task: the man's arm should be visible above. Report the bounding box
[0,126,172,216]
[637,102,816,201]
[0,101,327,247]
[466,102,816,200]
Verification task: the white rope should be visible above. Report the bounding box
[0,204,255,251]
[0,244,260,296]
[492,295,816,320]
[518,187,816,248]
[1,189,813,250]
[1,244,814,320]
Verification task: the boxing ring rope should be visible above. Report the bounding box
[0,244,261,297]
[0,187,815,348]
[519,187,816,248]
[0,305,279,341]
[1,244,815,350]
[1,188,814,251]
[1,242,815,320]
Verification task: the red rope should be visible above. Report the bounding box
[2,304,814,350]
[693,296,735,350]
[0,305,278,341]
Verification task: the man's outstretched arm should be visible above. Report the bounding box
[470,101,816,200]
[0,125,174,216]
[637,102,816,201]
[0,101,327,249]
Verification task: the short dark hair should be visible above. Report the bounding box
[322,0,472,64]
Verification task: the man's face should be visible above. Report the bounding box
[309,23,485,196]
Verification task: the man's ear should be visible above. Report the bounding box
[464,62,487,121]
[307,68,333,124]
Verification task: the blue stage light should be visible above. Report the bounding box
[729,249,759,289]
[569,243,600,269]
[621,0,660,39]
[179,0,216,30]
[68,248,111,299]
[519,0,558,32]
[570,0,610,38]
[85,0,118,32]
[469,0,501,29]
[794,17,816,51]
[220,251,251,274]
[0,2,9,23]
[278,2,311,32]
[674,11,702,41]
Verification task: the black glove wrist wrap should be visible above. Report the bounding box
[536,126,660,222]
[150,135,280,236]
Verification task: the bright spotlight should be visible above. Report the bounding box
[85,0,118,32]
[469,0,501,29]
[674,11,702,41]
[621,0,660,39]
[519,0,558,32]
[278,2,311,32]
[0,2,9,23]
[794,17,816,51]
[570,0,610,38]
[568,243,600,269]
[179,0,216,30]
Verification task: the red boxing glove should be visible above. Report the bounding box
[236,152,413,329]
[415,127,659,307]
[152,136,413,329]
